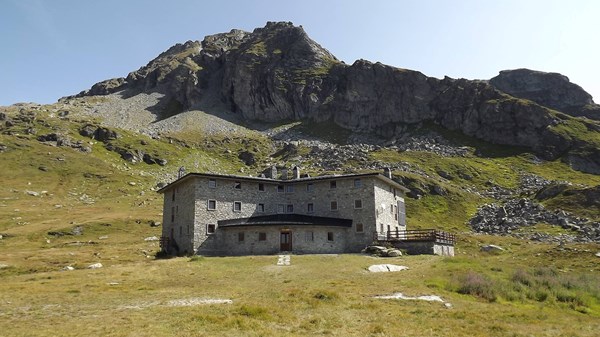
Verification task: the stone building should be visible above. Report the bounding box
[158,167,409,255]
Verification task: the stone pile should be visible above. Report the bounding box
[362,245,403,257]
[469,198,600,242]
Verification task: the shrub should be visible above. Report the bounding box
[457,272,497,302]
[512,269,533,286]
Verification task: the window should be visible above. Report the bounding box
[258,183,265,191]
[305,231,314,241]
[330,201,338,211]
[257,203,265,213]
[206,224,216,234]
[354,199,362,209]
[307,203,314,213]
[258,232,266,241]
[393,188,397,198]
[187,224,190,235]
[179,226,182,236]
[233,201,242,212]
[207,199,216,210]
[238,232,244,242]
[306,183,314,192]
[171,190,175,201]
[356,223,364,233]
[354,178,362,188]
[171,207,175,222]
[286,204,294,213]
[390,204,394,214]
[234,181,241,189]
[277,185,285,193]
[277,204,285,214]
[286,185,294,193]
[330,180,337,189]
[208,179,216,188]
[327,232,334,241]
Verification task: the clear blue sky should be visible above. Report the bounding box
[1,0,598,106]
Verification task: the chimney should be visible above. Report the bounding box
[280,168,288,180]
[267,166,277,179]
[383,167,392,179]
[292,166,300,179]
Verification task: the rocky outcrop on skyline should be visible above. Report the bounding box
[489,68,599,120]
[66,22,600,173]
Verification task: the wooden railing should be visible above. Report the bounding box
[374,229,455,245]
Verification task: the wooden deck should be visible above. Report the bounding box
[374,229,456,245]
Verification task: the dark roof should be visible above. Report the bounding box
[157,171,409,193]
[217,214,353,228]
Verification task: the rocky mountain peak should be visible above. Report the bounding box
[64,22,600,174]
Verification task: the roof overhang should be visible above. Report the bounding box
[157,172,410,194]
[217,214,353,228]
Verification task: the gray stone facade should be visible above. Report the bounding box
[159,170,408,255]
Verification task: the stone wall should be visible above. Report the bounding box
[373,179,406,236]
[161,178,196,254]
[207,225,349,255]
[160,173,405,255]
[390,241,454,257]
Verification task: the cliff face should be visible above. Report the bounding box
[68,22,600,172]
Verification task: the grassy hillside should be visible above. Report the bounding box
[1,104,600,336]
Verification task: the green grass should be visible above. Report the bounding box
[2,103,600,336]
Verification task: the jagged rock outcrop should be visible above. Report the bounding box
[490,69,599,120]
[67,22,600,173]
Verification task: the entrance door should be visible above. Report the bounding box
[280,231,292,251]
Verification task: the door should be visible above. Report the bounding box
[280,231,292,251]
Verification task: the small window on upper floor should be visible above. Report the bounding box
[277,204,285,214]
[208,179,216,189]
[286,204,294,213]
[258,232,267,241]
[258,183,265,191]
[330,201,338,211]
[354,178,362,188]
[257,203,265,213]
[306,183,314,192]
[234,181,241,189]
[286,185,294,193]
[277,185,285,193]
[330,180,337,189]
[233,201,242,212]
[171,190,175,201]
[307,203,314,213]
[207,199,216,210]
[354,199,362,209]
[356,223,364,233]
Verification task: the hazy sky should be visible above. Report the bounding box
[1,0,598,106]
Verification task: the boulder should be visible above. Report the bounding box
[368,264,409,273]
[480,244,505,253]
[62,266,75,271]
[385,249,402,257]
[362,245,387,255]
[238,151,256,166]
[87,263,103,269]
[144,236,159,241]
